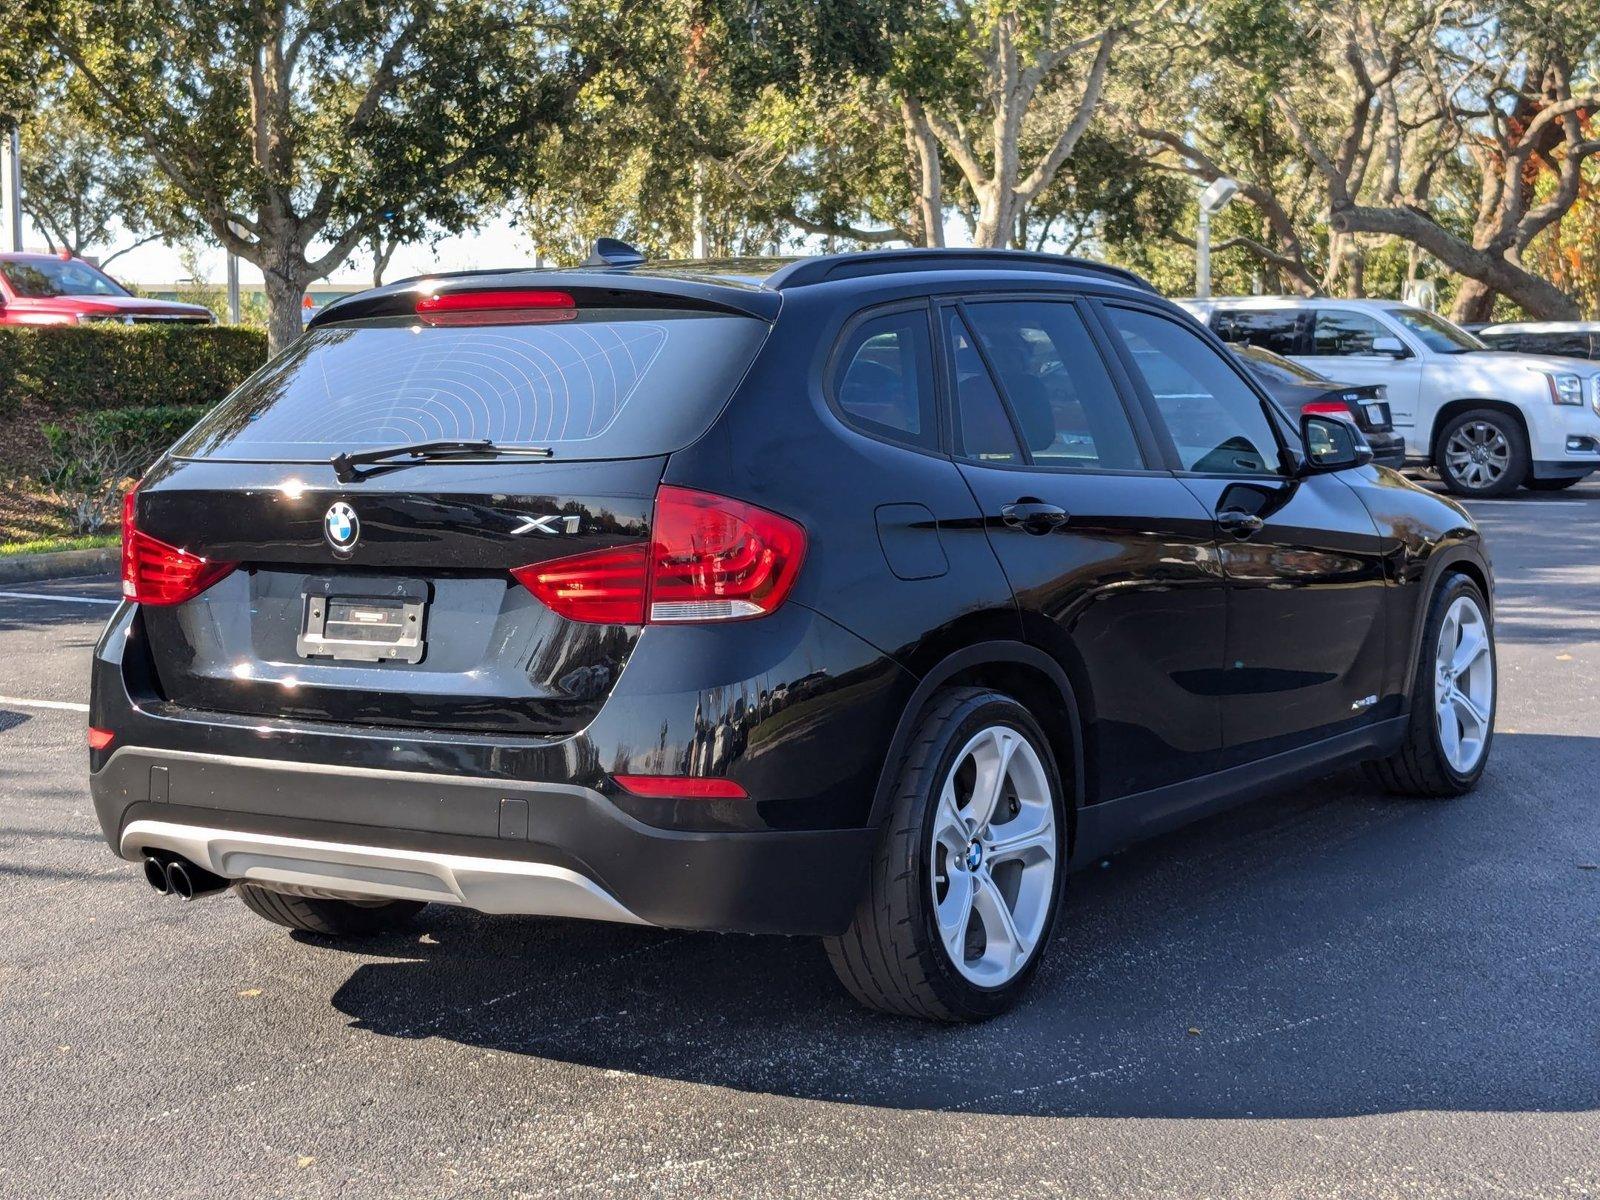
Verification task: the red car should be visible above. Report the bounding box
[0,252,214,326]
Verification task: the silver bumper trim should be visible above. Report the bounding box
[120,819,648,925]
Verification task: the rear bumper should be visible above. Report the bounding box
[89,598,913,936]
[1366,431,1406,467]
[93,746,877,935]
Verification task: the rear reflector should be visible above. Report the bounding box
[511,486,807,625]
[613,774,748,799]
[1301,401,1353,416]
[87,727,115,751]
[122,490,238,606]
[415,289,576,326]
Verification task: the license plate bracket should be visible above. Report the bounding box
[297,578,428,663]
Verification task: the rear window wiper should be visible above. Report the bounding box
[331,439,553,482]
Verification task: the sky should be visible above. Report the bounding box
[17,210,552,288]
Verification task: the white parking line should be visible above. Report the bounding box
[0,590,119,606]
[0,696,90,713]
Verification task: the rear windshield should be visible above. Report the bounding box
[172,309,769,462]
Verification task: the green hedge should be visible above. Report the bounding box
[0,324,267,418]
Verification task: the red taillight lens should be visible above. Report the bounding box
[511,543,649,624]
[647,485,806,623]
[415,289,576,326]
[1302,402,1353,417]
[510,486,807,625]
[613,774,748,799]
[87,727,115,751]
[122,489,237,606]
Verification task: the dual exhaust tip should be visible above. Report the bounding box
[142,852,230,901]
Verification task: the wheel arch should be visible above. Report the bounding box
[1403,546,1494,707]
[1428,398,1530,458]
[867,642,1085,839]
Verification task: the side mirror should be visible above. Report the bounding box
[1300,413,1374,473]
[1370,335,1409,358]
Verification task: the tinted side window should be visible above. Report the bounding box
[1213,309,1303,355]
[963,301,1143,470]
[945,310,1023,464]
[1524,332,1593,359]
[1311,309,1388,355]
[832,309,938,450]
[1106,306,1281,475]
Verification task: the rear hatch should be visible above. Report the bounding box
[129,289,770,735]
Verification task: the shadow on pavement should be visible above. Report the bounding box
[322,731,1600,1119]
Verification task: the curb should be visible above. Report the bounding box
[0,547,118,585]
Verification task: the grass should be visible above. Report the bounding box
[0,533,118,557]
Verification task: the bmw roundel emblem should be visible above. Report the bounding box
[324,502,359,553]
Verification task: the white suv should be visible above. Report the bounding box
[1180,297,1600,495]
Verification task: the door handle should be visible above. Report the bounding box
[1001,500,1070,534]
[1216,508,1264,538]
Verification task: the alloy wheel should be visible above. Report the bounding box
[930,725,1057,986]
[1435,594,1493,773]
[1443,421,1512,490]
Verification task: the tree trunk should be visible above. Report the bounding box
[263,267,308,356]
[1449,279,1497,325]
[973,185,1011,248]
[900,100,944,248]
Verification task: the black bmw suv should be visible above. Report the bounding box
[90,247,1496,1020]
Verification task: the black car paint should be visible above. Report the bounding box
[90,255,1491,936]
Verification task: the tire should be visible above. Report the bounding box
[1364,573,1495,798]
[236,882,425,936]
[1433,409,1529,497]
[824,688,1067,1021]
[1523,475,1585,492]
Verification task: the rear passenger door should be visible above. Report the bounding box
[1098,302,1390,765]
[941,295,1227,802]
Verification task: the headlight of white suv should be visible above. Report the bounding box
[1544,371,1585,405]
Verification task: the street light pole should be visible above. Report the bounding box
[225,220,247,325]
[2,124,22,252]
[1195,177,1240,300]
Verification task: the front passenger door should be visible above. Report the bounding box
[1100,303,1391,765]
[1299,308,1425,441]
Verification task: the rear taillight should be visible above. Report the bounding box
[1301,402,1353,417]
[510,544,649,624]
[121,489,237,606]
[647,486,807,622]
[415,289,576,326]
[613,774,748,799]
[511,486,807,625]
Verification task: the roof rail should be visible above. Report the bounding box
[766,248,1158,293]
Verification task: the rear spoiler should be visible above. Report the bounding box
[309,272,781,329]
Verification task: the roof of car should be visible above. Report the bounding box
[310,247,1160,330]
[1185,295,1412,311]
[1480,320,1600,333]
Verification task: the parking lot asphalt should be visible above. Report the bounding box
[1,482,1596,1200]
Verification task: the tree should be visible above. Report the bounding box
[1281,0,1600,320]
[14,0,627,352]
[18,108,163,265]
[890,1,1170,248]
[517,0,915,260]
